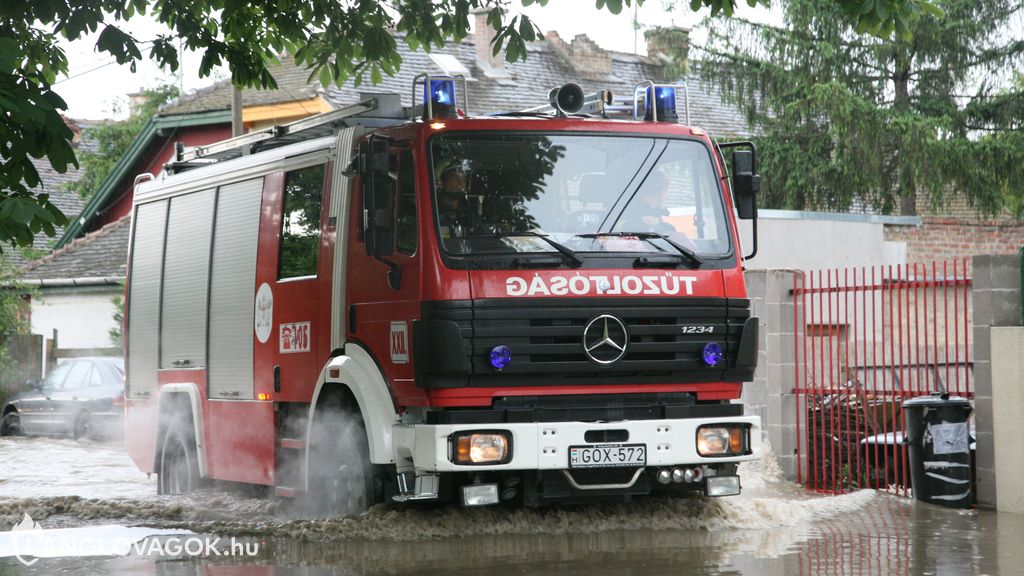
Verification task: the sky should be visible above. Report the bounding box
[56,2,778,121]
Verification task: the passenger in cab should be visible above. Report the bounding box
[436,163,475,239]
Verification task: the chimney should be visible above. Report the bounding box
[472,7,505,76]
[645,26,691,77]
[569,34,612,79]
[127,90,150,117]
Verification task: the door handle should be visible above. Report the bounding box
[273,365,281,393]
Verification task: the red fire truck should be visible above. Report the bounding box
[124,76,762,512]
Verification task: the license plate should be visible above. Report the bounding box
[568,444,646,468]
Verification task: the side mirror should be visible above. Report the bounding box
[25,378,40,390]
[361,136,401,288]
[731,149,759,220]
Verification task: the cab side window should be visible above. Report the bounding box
[395,149,417,255]
[279,164,325,279]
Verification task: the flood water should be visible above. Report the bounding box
[1,436,1022,575]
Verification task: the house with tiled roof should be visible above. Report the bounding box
[58,18,749,247]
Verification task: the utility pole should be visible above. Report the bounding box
[231,85,243,137]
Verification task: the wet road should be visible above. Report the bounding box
[0,436,1022,575]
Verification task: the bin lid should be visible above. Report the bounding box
[902,393,972,408]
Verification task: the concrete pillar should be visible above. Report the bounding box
[744,269,800,480]
[971,254,1022,508]
[991,326,1024,514]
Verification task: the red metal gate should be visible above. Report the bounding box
[793,260,973,494]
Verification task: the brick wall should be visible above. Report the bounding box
[884,218,1024,265]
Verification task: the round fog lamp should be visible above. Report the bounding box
[702,342,723,367]
[489,345,512,371]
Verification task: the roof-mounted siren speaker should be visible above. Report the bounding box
[634,80,690,124]
[548,83,585,116]
[413,73,468,120]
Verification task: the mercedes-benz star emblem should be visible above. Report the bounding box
[582,314,629,365]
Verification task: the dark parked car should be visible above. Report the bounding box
[1,357,125,440]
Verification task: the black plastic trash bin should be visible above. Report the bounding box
[903,393,973,508]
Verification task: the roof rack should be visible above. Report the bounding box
[167,97,404,173]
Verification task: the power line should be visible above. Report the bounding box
[54,59,118,84]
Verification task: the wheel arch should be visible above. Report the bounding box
[154,384,208,478]
[303,344,399,491]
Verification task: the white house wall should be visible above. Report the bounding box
[739,210,914,271]
[31,287,121,351]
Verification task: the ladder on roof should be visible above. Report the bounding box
[168,97,390,172]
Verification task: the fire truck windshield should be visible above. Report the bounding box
[431,133,732,263]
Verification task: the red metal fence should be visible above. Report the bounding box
[793,260,974,495]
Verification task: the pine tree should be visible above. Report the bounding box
[698,0,1024,216]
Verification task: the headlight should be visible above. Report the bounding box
[451,431,512,465]
[696,425,748,457]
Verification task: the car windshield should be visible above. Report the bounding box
[430,134,732,262]
[41,362,74,389]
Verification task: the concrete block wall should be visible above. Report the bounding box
[971,254,1022,508]
[743,269,801,480]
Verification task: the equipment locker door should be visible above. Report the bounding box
[254,161,334,403]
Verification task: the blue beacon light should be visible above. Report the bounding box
[702,342,724,367]
[489,345,513,371]
[645,85,678,122]
[424,78,457,118]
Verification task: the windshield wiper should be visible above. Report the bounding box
[576,232,703,267]
[469,231,584,267]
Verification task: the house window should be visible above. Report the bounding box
[279,164,325,279]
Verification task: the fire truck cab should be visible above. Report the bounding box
[125,76,763,511]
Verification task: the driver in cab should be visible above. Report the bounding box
[618,170,698,251]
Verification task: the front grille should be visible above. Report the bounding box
[416,297,753,388]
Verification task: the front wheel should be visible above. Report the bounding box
[307,394,380,516]
[1,411,22,436]
[158,421,201,495]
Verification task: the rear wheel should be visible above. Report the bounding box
[159,421,201,495]
[307,392,380,516]
[73,411,93,441]
[1,411,22,436]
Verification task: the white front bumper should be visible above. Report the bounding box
[393,416,762,473]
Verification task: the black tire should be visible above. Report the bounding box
[307,393,380,516]
[1,411,22,436]
[158,420,201,495]
[73,411,93,441]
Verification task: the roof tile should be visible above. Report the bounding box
[157,35,751,137]
[20,216,130,281]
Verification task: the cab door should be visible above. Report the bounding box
[254,160,333,404]
[347,143,423,406]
